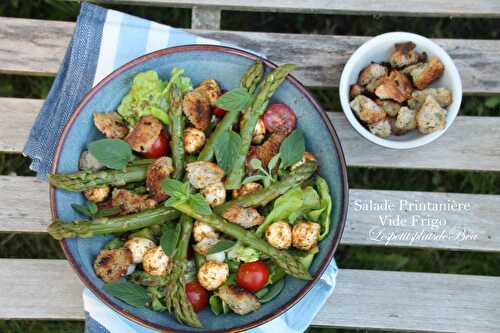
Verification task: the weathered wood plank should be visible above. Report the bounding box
[1,17,500,94]
[191,6,221,29]
[3,97,500,171]
[70,0,500,18]
[1,259,499,333]
[1,176,499,252]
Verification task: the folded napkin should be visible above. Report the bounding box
[24,3,338,332]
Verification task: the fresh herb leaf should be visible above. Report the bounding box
[160,222,182,256]
[206,239,236,254]
[161,179,188,197]
[214,130,242,173]
[255,287,269,299]
[87,202,98,215]
[209,295,223,315]
[189,193,212,216]
[164,196,187,208]
[302,186,321,212]
[250,158,262,170]
[242,175,266,184]
[95,206,121,218]
[268,153,281,171]
[71,203,92,218]
[103,281,149,308]
[259,279,285,303]
[88,139,133,170]
[214,87,252,112]
[279,129,305,169]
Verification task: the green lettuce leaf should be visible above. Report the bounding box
[227,242,260,262]
[315,176,332,240]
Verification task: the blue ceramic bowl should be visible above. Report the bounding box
[50,45,348,332]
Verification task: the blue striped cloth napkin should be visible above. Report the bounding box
[23,3,338,332]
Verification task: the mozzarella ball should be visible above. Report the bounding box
[124,237,156,264]
[184,127,206,154]
[232,182,263,199]
[84,185,110,203]
[193,221,219,242]
[292,221,321,251]
[143,246,170,276]
[252,118,267,144]
[265,221,292,249]
[291,152,316,171]
[201,182,226,207]
[206,251,226,263]
[197,261,229,290]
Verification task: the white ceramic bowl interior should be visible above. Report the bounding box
[339,32,462,149]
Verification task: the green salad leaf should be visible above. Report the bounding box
[206,239,236,254]
[315,176,332,240]
[88,139,132,170]
[163,67,193,96]
[279,128,305,169]
[160,222,182,256]
[103,281,149,308]
[227,242,260,262]
[209,295,223,315]
[214,130,241,173]
[214,87,252,112]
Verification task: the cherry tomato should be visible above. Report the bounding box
[263,103,297,135]
[142,130,169,158]
[185,281,208,312]
[212,107,226,118]
[236,261,269,293]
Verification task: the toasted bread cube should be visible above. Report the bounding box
[409,57,445,90]
[375,70,413,103]
[368,118,392,138]
[389,42,426,68]
[416,95,447,134]
[350,95,387,124]
[408,88,452,110]
[358,63,388,86]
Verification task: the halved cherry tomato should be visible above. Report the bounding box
[212,107,226,118]
[142,130,169,158]
[236,261,269,293]
[185,281,209,312]
[263,103,297,135]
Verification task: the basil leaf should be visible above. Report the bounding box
[88,139,133,170]
[161,179,187,197]
[160,222,181,256]
[87,202,98,215]
[279,129,305,169]
[214,87,252,112]
[259,279,285,303]
[268,153,281,171]
[250,158,262,170]
[214,130,241,173]
[255,287,270,299]
[209,295,223,315]
[189,194,212,216]
[206,239,236,254]
[164,196,187,208]
[103,281,149,308]
[71,203,92,218]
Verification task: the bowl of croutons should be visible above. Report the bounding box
[339,32,462,149]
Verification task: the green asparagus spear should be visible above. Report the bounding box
[47,207,179,240]
[48,164,150,192]
[198,60,264,161]
[225,64,297,189]
[129,271,169,287]
[167,85,186,180]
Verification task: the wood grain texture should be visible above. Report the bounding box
[1,17,500,94]
[70,0,500,18]
[1,259,499,333]
[3,97,500,171]
[191,6,221,29]
[2,175,499,252]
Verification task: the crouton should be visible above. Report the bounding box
[358,63,388,86]
[350,95,387,124]
[375,99,401,117]
[408,88,452,110]
[409,57,445,89]
[255,133,286,167]
[183,90,211,131]
[416,95,447,134]
[111,189,156,214]
[217,285,261,315]
[186,161,225,189]
[389,42,426,68]
[125,116,163,153]
[94,248,133,283]
[93,112,129,139]
[375,70,413,103]
[395,106,417,132]
[146,157,174,202]
[350,84,365,99]
[368,118,392,138]
[223,206,264,229]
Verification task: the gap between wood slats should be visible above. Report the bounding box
[67,0,500,18]
[2,97,500,171]
[1,259,499,333]
[1,175,499,252]
[1,17,500,94]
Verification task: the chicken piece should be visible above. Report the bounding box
[368,118,392,138]
[124,116,163,153]
[416,95,447,134]
[395,106,417,132]
[201,182,226,207]
[198,79,221,105]
[375,99,401,117]
[358,63,388,86]
[265,221,292,249]
[84,185,110,203]
[193,237,219,255]
[183,90,212,131]
[93,112,129,139]
[183,127,206,154]
[94,248,133,283]
[375,70,413,103]
[389,42,426,68]
[193,221,219,243]
[198,261,229,290]
[408,88,452,110]
[223,206,264,229]
[186,161,225,189]
[292,221,320,251]
[79,150,105,171]
[409,57,445,90]
[252,118,266,144]
[291,152,317,171]
[217,284,261,315]
[146,157,174,202]
[350,84,365,100]
[124,237,156,264]
[255,133,286,167]
[143,246,170,276]
[350,95,387,124]
[111,189,156,214]
[232,182,263,199]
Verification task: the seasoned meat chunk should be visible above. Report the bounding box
[146,157,174,202]
[368,118,391,138]
[389,42,426,68]
[183,89,211,131]
[358,63,388,86]
[223,206,264,229]
[84,185,110,203]
[350,84,365,99]
[217,285,261,315]
[94,248,133,283]
[375,99,401,117]
[255,133,286,167]
[186,161,225,189]
[409,57,445,90]
[408,88,452,110]
[416,95,447,134]
[395,106,417,132]
[292,221,320,251]
[375,70,413,103]
[232,182,263,199]
[350,95,387,124]
[93,112,129,139]
[265,221,292,249]
[198,261,229,290]
[125,116,162,153]
[111,189,156,214]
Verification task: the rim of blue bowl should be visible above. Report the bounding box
[50,44,349,333]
